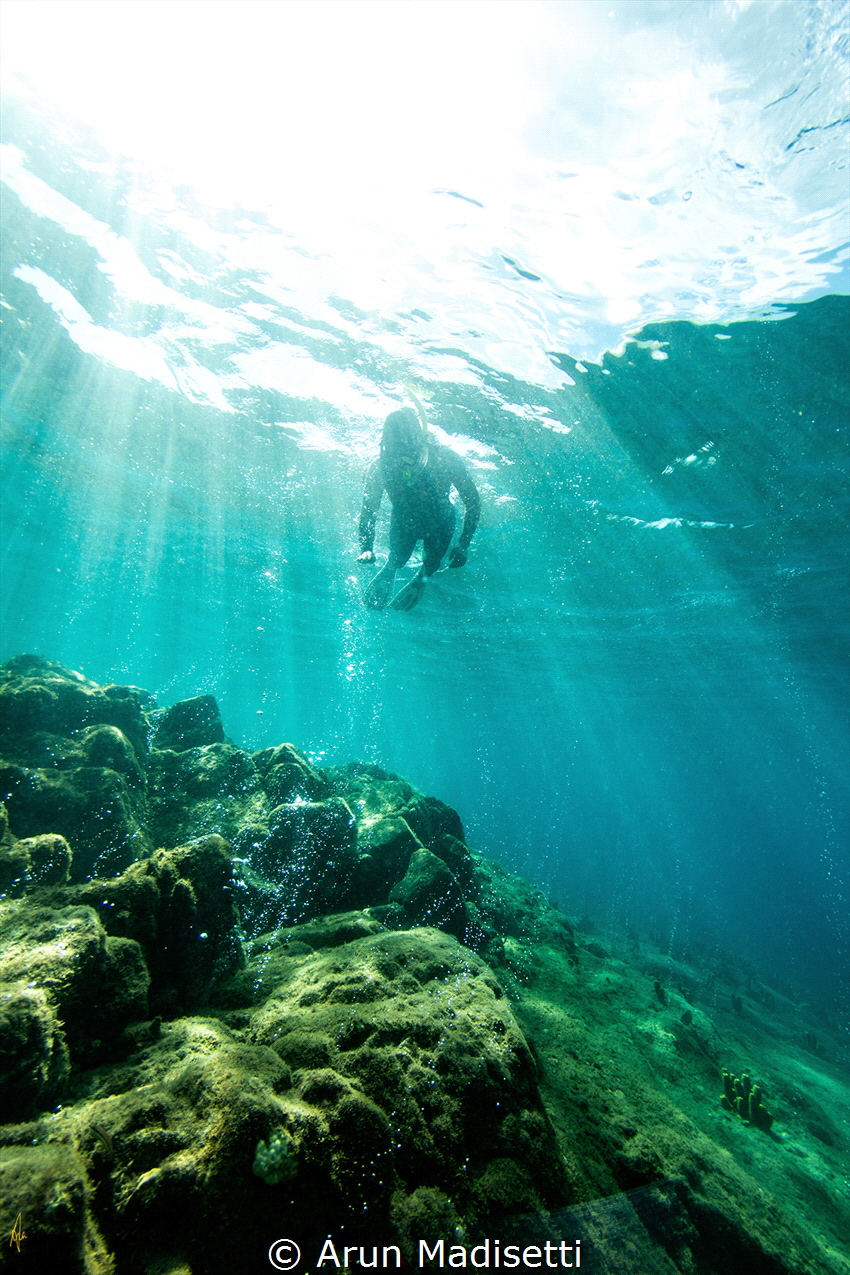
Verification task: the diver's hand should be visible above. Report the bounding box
[447,547,468,568]
[357,550,376,563]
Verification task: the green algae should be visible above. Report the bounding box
[252,1127,298,1185]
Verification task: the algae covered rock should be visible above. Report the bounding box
[232,760,487,943]
[0,902,149,1065]
[255,797,356,880]
[0,828,73,896]
[249,910,387,958]
[238,797,358,927]
[389,846,467,936]
[0,837,30,897]
[151,693,224,751]
[13,833,73,888]
[0,657,156,880]
[78,723,146,790]
[320,763,481,933]
[0,981,70,1121]
[59,1025,305,1274]
[147,741,269,847]
[401,792,467,851]
[75,834,244,1016]
[351,814,423,903]
[32,923,564,1271]
[473,857,577,965]
[0,1141,111,1274]
[0,761,149,882]
[248,925,566,1239]
[252,741,331,804]
[0,654,153,758]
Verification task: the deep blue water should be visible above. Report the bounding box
[1,91,848,1016]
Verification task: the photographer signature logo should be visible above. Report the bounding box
[9,1214,26,1253]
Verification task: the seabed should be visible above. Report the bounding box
[0,655,847,1275]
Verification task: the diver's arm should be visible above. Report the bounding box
[357,460,385,558]
[449,456,481,557]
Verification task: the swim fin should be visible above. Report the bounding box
[390,572,427,611]
[363,564,396,609]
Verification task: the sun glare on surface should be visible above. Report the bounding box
[2,1,847,365]
[1,0,551,205]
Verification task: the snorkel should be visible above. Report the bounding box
[405,386,430,437]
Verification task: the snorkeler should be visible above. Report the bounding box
[357,407,481,611]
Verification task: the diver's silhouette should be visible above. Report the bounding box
[358,408,481,611]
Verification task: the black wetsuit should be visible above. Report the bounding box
[358,440,481,576]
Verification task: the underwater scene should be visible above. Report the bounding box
[0,2,848,1273]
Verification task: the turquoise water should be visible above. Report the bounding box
[1,3,848,1019]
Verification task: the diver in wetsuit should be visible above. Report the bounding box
[357,408,481,611]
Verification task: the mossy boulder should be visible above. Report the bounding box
[146,742,269,848]
[150,693,224,751]
[0,981,70,1121]
[241,798,358,926]
[57,923,564,1270]
[248,925,566,1238]
[321,765,479,922]
[0,762,149,882]
[57,1025,302,1275]
[78,723,145,789]
[0,660,153,882]
[401,793,467,850]
[252,742,331,804]
[0,903,149,1067]
[0,654,153,759]
[351,815,423,903]
[389,847,467,937]
[0,831,73,896]
[0,1141,111,1274]
[250,911,387,956]
[74,835,244,1017]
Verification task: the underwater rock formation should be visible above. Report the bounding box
[0,901,149,1073]
[71,835,245,1018]
[0,656,846,1275]
[0,656,152,880]
[721,1068,774,1133]
[0,657,573,1273]
[150,693,224,751]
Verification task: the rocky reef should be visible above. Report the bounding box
[0,656,847,1275]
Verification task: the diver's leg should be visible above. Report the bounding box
[390,516,454,611]
[363,516,417,609]
[388,514,418,570]
[421,514,454,578]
